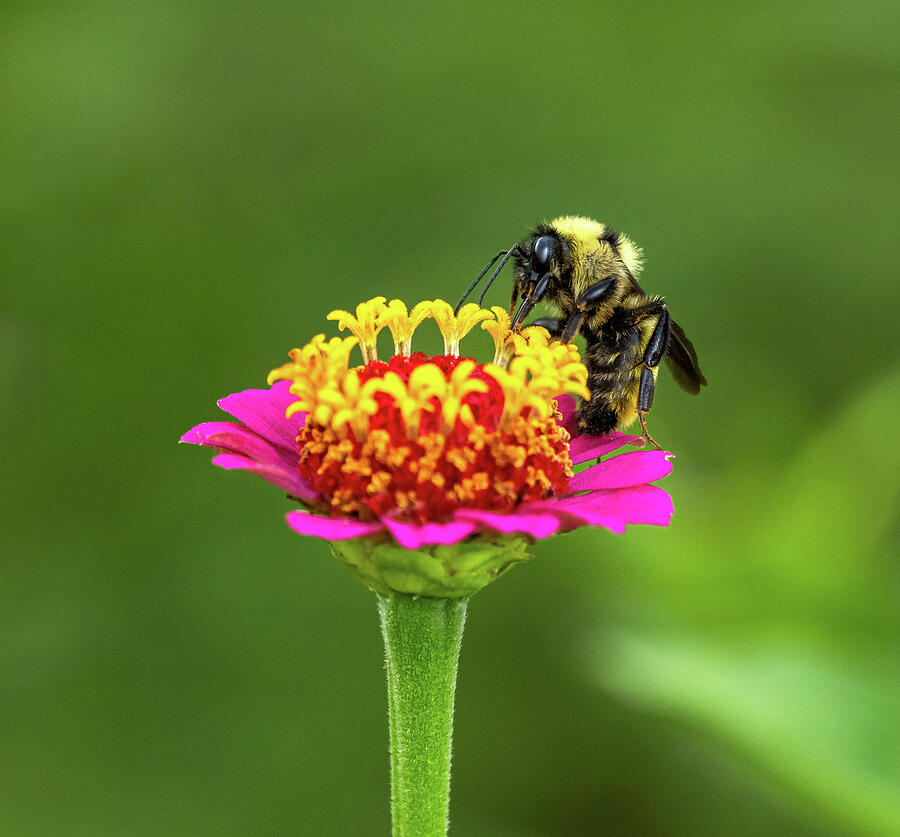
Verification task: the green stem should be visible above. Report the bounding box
[377,593,468,837]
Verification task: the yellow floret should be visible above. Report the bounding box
[422,300,495,356]
[327,296,388,364]
[379,299,432,356]
[272,297,590,441]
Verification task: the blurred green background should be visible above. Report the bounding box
[2,0,898,834]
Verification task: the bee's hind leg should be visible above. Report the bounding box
[636,306,671,450]
[637,410,661,450]
[637,369,662,449]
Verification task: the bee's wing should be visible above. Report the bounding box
[665,319,707,394]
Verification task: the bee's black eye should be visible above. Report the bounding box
[531,235,556,274]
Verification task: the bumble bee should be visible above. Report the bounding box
[455,216,706,447]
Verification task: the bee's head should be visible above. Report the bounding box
[510,230,570,329]
[455,216,633,321]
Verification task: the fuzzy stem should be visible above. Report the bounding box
[377,593,468,837]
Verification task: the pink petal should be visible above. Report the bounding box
[180,421,296,467]
[568,432,642,464]
[217,382,306,452]
[555,394,578,435]
[562,511,628,534]
[211,453,318,501]
[569,450,674,491]
[286,511,385,541]
[453,508,563,539]
[554,484,674,528]
[518,499,628,535]
[180,421,238,446]
[181,418,317,500]
[380,517,478,550]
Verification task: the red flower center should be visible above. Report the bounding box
[297,353,572,523]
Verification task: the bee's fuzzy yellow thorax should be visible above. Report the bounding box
[549,215,644,279]
[548,217,605,290]
[548,216,608,239]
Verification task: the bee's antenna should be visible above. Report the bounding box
[456,244,517,312]
[454,248,511,314]
[477,245,518,307]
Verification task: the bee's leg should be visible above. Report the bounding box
[530,317,563,338]
[636,307,670,450]
[561,279,616,342]
[511,274,552,329]
[509,282,522,317]
[560,311,585,343]
[637,412,661,450]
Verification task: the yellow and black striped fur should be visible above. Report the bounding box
[456,216,706,447]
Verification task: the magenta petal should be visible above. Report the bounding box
[381,517,478,550]
[217,382,306,452]
[286,511,385,541]
[597,485,674,526]
[556,484,674,527]
[180,421,241,446]
[180,421,296,466]
[453,508,562,539]
[568,432,642,464]
[555,394,578,435]
[211,453,317,501]
[182,417,317,500]
[519,498,628,534]
[569,450,674,491]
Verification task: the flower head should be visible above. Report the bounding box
[182,298,674,596]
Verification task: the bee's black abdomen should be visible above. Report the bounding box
[577,320,643,435]
[576,402,620,435]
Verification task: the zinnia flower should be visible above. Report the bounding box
[181,297,673,596]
